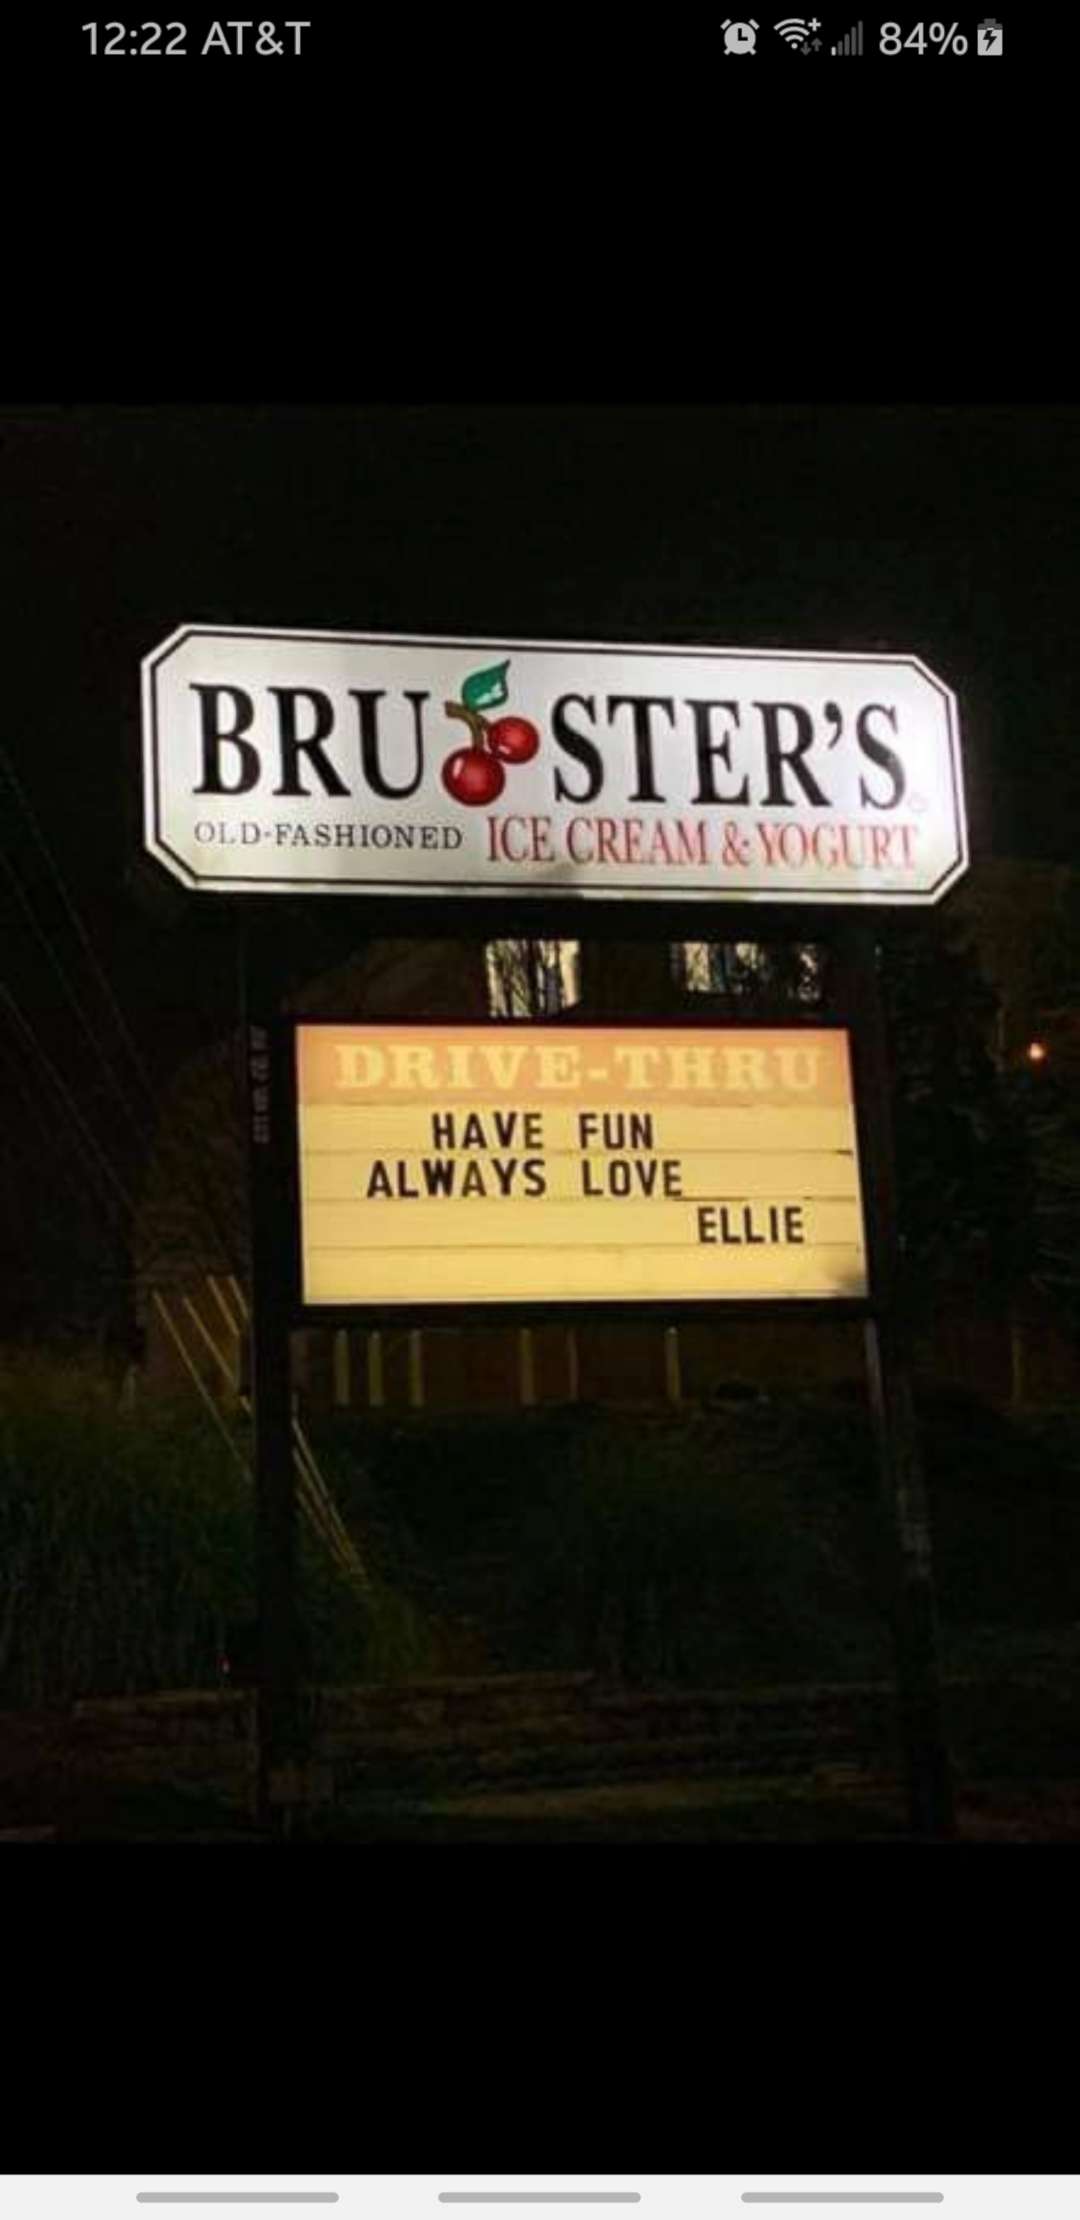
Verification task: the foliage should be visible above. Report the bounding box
[486,918,1049,1330]
[6,1356,1077,1713]
[879,917,1035,1319]
[672,938,827,1007]
[1011,1058,1080,1338]
[511,1402,890,1685]
[313,1392,1080,1688]
[941,862,1080,1338]
[485,939,580,1019]
[0,1353,436,1707]
[317,1400,893,1687]
[913,1385,1080,1629]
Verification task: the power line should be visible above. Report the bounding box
[0,742,168,1119]
[0,753,370,1592]
[0,749,242,1277]
[0,985,132,1219]
[0,1020,117,1225]
[0,832,151,1154]
[0,987,368,1594]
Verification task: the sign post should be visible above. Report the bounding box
[240,910,305,1829]
[141,625,969,1838]
[838,921,955,1838]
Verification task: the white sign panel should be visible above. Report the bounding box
[142,627,966,904]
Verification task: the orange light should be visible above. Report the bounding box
[1026,1040,1048,1064]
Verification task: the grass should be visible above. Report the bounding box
[0,1351,440,1706]
[4,1350,1078,1839]
[309,1385,1080,1688]
[5,1348,1080,1717]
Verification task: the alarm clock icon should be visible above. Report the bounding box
[722,19,759,49]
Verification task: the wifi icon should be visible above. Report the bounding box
[775,15,815,41]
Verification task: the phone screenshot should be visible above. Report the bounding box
[3,360,1076,1837]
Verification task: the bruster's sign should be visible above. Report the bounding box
[142,628,967,904]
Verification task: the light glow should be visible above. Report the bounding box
[294,1023,869,1308]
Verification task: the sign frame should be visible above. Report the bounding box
[141,625,968,909]
[283,1010,878,1330]
[147,635,956,1836]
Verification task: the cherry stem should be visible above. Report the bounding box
[445,700,489,749]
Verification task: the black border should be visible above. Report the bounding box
[283,1013,877,1329]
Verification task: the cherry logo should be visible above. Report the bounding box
[441,659,539,806]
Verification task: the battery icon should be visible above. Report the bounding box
[977,17,1003,52]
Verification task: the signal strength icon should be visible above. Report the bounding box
[831,19,863,48]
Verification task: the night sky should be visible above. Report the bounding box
[3,401,1079,1078]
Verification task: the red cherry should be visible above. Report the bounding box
[487,715,540,765]
[442,747,506,806]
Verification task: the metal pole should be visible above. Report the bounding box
[518,1325,537,1407]
[838,920,955,1839]
[332,1328,352,1409]
[240,912,304,1831]
[565,1327,580,1402]
[367,1328,385,1408]
[407,1329,425,1409]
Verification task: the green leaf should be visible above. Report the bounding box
[462,660,510,713]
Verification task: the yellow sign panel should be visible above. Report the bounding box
[295,1025,869,1307]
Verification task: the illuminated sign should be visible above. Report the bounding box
[294,1024,869,1308]
[143,629,966,905]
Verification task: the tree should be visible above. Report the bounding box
[878,913,1035,1326]
[937,861,1080,1347]
[483,921,1036,1335]
[135,936,490,1333]
[485,939,580,1019]
[672,938,827,1009]
[1014,1055,1080,1338]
